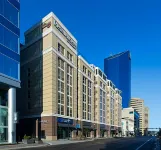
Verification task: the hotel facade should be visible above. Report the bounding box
[18,12,122,140]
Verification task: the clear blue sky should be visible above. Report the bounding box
[20,0,161,128]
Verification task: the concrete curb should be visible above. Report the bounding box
[0,144,49,150]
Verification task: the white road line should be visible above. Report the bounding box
[135,138,153,150]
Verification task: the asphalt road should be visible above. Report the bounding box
[19,136,156,150]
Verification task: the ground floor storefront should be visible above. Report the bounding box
[0,88,17,144]
[17,116,114,141]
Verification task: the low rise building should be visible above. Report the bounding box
[122,117,134,137]
[122,107,140,136]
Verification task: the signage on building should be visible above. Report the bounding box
[100,124,106,129]
[42,21,51,29]
[54,20,77,50]
[57,117,73,124]
[39,120,48,124]
[75,124,81,129]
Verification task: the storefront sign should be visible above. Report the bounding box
[54,20,77,50]
[100,124,106,129]
[75,124,81,129]
[57,117,73,124]
[111,126,115,130]
[39,120,48,124]
[42,21,51,29]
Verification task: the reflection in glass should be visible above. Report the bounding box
[0,128,8,142]
[0,90,8,107]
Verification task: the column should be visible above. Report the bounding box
[90,131,94,138]
[72,130,76,139]
[8,88,16,144]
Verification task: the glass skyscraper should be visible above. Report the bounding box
[104,51,131,108]
[0,0,20,143]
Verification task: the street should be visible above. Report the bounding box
[18,137,156,150]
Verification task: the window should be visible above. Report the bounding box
[100,81,102,87]
[88,71,91,78]
[98,69,102,77]
[28,80,30,88]
[103,74,106,81]
[28,68,30,77]
[58,43,64,55]
[0,0,19,27]
[83,66,86,74]
[103,84,105,90]
[67,51,73,62]
[67,64,73,117]
[83,76,87,119]
[87,80,92,121]
[28,90,30,98]
[58,58,65,115]
[0,25,19,53]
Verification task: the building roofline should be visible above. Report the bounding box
[78,55,94,71]
[24,12,77,43]
[104,50,130,60]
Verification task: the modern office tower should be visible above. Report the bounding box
[106,81,122,137]
[0,0,20,143]
[77,56,95,138]
[18,12,78,140]
[122,107,140,136]
[91,65,109,138]
[129,98,145,135]
[144,106,149,135]
[104,51,131,108]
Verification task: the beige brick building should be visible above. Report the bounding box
[77,56,95,137]
[106,80,122,136]
[17,12,123,140]
[18,12,78,140]
[90,65,122,137]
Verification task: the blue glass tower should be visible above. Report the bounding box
[0,0,20,143]
[104,51,131,108]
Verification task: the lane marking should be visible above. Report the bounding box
[135,137,153,150]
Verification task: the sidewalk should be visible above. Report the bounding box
[0,143,48,150]
[0,137,113,150]
[42,138,94,145]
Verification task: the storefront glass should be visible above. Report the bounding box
[0,90,8,143]
[57,127,72,139]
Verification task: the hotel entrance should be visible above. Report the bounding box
[57,126,72,139]
[57,117,75,140]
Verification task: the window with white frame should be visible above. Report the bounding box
[67,51,73,62]
[58,43,64,55]
[100,89,105,123]
[83,76,87,119]
[67,64,73,117]
[58,58,64,115]
[88,81,92,120]
[88,71,91,78]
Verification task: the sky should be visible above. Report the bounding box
[20,0,161,128]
